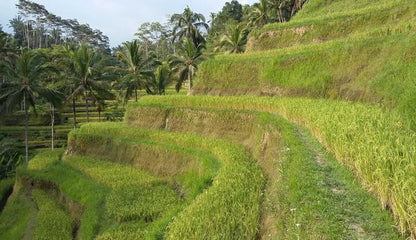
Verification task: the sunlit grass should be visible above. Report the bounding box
[139,95,416,237]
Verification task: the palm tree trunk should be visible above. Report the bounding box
[85,92,90,122]
[72,97,77,129]
[135,86,138,102]
[23,92,29,162]
[187,67,193,96]
[51,104,55,151]
[26,22,30,49]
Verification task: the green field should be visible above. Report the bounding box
[194,0,416,127]
[1,0,415,239]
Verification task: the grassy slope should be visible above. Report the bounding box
[0,186,37,240]
[248,0,416,51]
[138,95,416,238]
[31,189,75,240]
[14,132,221,239]
[1,120,262,239]
[194,0,416,125]
[70,123,264,239]
[127,101,403,239]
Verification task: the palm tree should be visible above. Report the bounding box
[170,38,204,95]
[49,45,78,128]
[113,40,155,103]
[0,33,15,61]
[219,24,248,54]
[0,50,62,162]
[147,62,173,95]
[269,0,287,23]
[291,0,305,16]
[170,6,209,46]
[249,0,269,28]
[0,138,20,178]
[68,44,113,123]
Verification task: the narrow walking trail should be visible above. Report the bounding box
[258,115,401,239]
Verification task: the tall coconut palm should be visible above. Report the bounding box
[170,38,204,95]
[113,40,155,103]
[0,50,62,162]
[170,6,209,46]
[219,24,248,54]
[68,44,113,123]
[249,0,269,28]
[269,0,288,22]
[49,45,78,128]
[147,62,173,95]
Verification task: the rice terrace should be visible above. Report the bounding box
[0,0,415,239]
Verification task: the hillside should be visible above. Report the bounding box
[194,0,416,124]
[1,0,415,239]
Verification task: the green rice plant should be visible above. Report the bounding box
[248,0,415,51]
[63,155,159,188]
[28,149,64,171]
[105,185,181,223]
[268,113,401,239]
[0,184,36,240]
[194,32,416,126]
[69,123,264,239]
[127,101,402,239]
[125,103,261,150]
[138,95,416,238]
[67,126,220,183]
[17,158,108,239]
[65,129,221,238]
[95,221,148,240]
[63,155,183,223]
[295,0,405,20]
[32,189,75,240]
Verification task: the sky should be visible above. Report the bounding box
[0,0,257,47]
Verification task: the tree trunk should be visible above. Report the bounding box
[187,67,193,96]
[72,97,77,129]
[85,92,90,122]
[135,86,138,102]
[23,92,29,162]
[51,104,55,151]
[25,21,30,49]
[39,28,42,48]
[32,31,35,49]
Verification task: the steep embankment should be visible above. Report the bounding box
[126,100,404,239]
[193,0,416,124]
[138,95,416,238]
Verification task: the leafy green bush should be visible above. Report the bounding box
[0,178,14,204]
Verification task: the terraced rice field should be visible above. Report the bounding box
[1,0,415,239]
[1,94,411,239]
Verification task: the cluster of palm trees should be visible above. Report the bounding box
[0,6,212,164]
[114,6,208,97]
[0,45,109,162]
[0,2,309,165]
[0,50,62,162]
[209,0,308,54]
